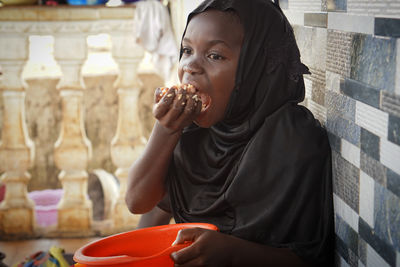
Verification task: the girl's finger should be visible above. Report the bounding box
[154,87,164,103]
[153,88,176,119]
[168,86,187,120]
[170,92,201,128]
[171,243,204,266]
[173,228,204,246]
[172,253,205,267]
[170,228,204,265]
[183,93,199,116]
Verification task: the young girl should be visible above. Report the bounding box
[126,0,334,266]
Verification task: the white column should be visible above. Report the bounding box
[0,30,36,236]
[53,27,93,234]
[110,25,145,231]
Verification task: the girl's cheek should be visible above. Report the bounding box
[177,66,184,81]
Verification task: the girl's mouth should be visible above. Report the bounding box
[185,83,211,113]
[199,93,211,112]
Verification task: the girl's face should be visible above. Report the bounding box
[178,9,244,128]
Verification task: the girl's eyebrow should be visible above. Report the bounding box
[208,39,232,49]
[182,37,232,49]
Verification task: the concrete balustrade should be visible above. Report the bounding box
[110,26,145,232]
[0,30,36,237]
[0,6,147,238]
[53,25,93,235]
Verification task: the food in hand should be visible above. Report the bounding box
[158,84,198,99]
[159,87,169,97]
[156,84,211,112]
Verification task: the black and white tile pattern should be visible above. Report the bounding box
[284,1,400,265]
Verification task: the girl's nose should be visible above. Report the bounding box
[182,60,203,75]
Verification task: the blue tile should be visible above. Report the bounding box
[327,114,360,146]
[348,248,358,266]
[336,235,350,262]
[360,151,386,186]
[381,91,400,118]
[341,78,380,109]
[358,238,367,265]
[388,114,400,146]
[350,34,396,92]
[327,0,346,11]
[375,18,400,38]
[387,169,400,199]
[335,214,359,255]
[359,218,397,266]
[360,128,380,161]
[332,151,360,212]
[326,90,356,123]
[374,184,400,253]
[327,131,341,153]
[280,0,288,9]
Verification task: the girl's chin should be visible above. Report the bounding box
[193,111,213,128]
[194,114,208,128]
[194,100,215,127]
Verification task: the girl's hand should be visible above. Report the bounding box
[153,85,202,135]
[170,228,233,267]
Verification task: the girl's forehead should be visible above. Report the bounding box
[185,10,243,45]
[189,9,240,27]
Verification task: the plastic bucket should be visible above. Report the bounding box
[74,223,218,267]
[28,189,63,227]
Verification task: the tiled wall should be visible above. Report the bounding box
[284,1,400,266]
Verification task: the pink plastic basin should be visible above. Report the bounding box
[28,189,63,227]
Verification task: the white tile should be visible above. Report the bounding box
[341,139,360,168]
[308,99,327,124]
[366,244,391,267]
[326,71,341,93]
[359,171,375,228]
[283,10,305,26]
[381,139,400,175]
[328,13,374,34]
[304,77,312,100]
[339,256,350,267]
[333,193,359,232]
[356,101,389,138]
[311,28,327,70]
[395,39,400,95]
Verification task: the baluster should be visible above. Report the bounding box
[0,30,36,236]
[110,25,145,231]
[53,28,93,234]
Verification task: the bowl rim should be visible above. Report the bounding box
[73,222,218,265]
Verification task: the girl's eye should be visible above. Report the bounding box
[208,53,224,60]
[181,47,192,55]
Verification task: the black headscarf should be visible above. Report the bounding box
[162,0,334,265]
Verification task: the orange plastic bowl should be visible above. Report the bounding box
[73,223,218,267]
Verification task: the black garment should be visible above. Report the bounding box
[161,0,334,265]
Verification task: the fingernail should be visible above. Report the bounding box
[171,240,177,246]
